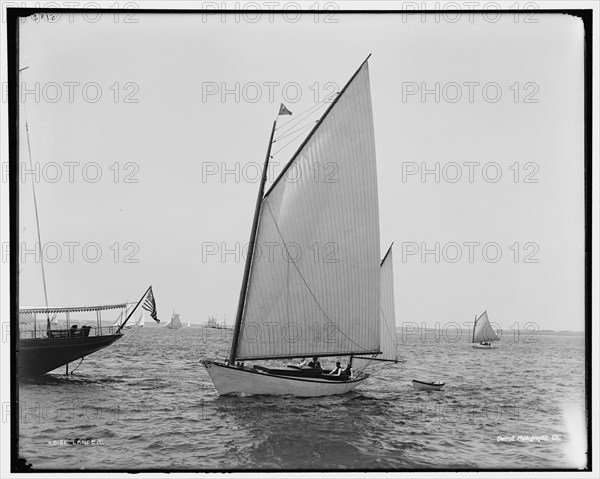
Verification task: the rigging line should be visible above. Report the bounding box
[274,94,337,132]
[273,120,317,143]
[274,99,325,132]
[23,91,50,319]
[271,125,316,158]
[379,308,396,344]
[264,201,372,354]
[70,357,85,374]
[379,308,398,360]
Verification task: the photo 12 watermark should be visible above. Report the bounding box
[400,241,540,264]
[401,81,539,104]
[198,2,340,24]
[3,241,140,264]
[398,2,539,24]
[5,81,141,104]
[401,162,540,184]
[2,3,140,24]
[2,161,140,184]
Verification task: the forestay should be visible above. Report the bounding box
[236,61,381,361]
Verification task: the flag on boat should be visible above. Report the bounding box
[141,286,159,322]
[278,103,292,116]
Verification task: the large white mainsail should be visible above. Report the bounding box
[235,61,381,361]
[472,311,500,343]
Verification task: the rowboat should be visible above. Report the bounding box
[411,379,445,391]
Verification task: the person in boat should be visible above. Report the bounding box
[326,361,342,376]
[298,358,308,367]
[70,325,79,337]
[341,363,353,379]
[308,357,322,370]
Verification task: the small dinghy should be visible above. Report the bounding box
[412,379,445,391]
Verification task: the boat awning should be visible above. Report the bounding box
[19,304,128,314]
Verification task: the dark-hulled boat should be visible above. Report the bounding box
[16,68,160,377]
[18,304,125,376]
[18,287,159,376]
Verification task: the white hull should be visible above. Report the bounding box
[472,343,495,349]
[203,361,368,397]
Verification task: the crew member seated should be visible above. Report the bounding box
[327,361,342,376]
[341,363,353,379]
[308,357,322,370]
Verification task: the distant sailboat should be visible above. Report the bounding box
[166,311,182,329]
[471,311,500,348]
[187,321,191,328]
[206,316,225,329]
[202,56,398,396]
[114,308,145,329]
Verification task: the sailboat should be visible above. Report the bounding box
[202,56,398,397]
[166,311,182,329]
[187,321,191,328]
[471,311,500,348]
[206,316,225,329]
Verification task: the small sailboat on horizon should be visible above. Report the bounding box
[471,311,500,348]
[202,56,398,397]
[166,311,182,329]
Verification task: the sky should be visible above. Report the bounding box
[5,7,589,334]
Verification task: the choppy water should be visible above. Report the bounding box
[17,327,587,471]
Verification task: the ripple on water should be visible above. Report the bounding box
[17,328,585,470]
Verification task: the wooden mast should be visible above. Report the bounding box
[229,120,277,364]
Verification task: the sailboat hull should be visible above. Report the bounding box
[472,343,495,349]
[18,334,123,376]
[203,361,368,397]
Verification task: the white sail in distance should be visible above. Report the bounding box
[236,61,381,361]
[167,312,182,329]
[472,311,500,343]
